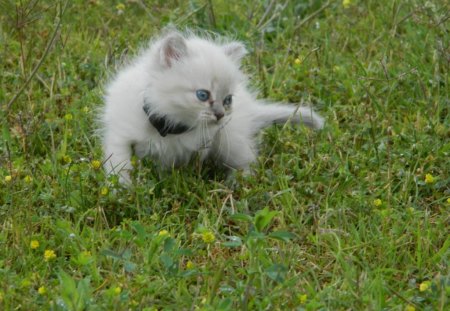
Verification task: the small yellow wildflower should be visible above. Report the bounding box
[30,240,40,249]
[419,281,431,292]
[64,113,73,121]
[82,106,90,113]
[298,294,307,304]
[342,0,351,8]
[62,155,72,164]
[373,199,382,207]
[294,58,302,65]
[81,250,91,257]
[201,231,215,244]
[447,198,450,204]
[186,260,195,270]
[405,305,415,311]
[116,3,125,11]
[44,249,57,261]
[114,286,122,295]
[158,230,170,237]
[91,160,102,170]
[100,187,109,196]
[38,286,46,295]
[4,175,12,182]
[24,175,33,183]
[424,173,435,184]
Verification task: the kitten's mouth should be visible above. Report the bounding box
[206,117,224,124]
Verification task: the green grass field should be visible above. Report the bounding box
[1,0,449,310]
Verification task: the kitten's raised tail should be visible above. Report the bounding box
[254,102,325,131]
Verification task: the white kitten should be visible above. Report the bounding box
[100,30,324,184]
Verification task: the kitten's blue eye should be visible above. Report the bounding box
[223,95,232,107]
[196,89,210,102]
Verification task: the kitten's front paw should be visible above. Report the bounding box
[225,168,253,189]
[225,172,240,190]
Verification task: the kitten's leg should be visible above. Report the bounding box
[212,132,257,173]
[103,136,133,185]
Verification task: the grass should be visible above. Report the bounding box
[0,0,449,310]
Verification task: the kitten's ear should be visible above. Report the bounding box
[159,32,188,68]
[222,42,247,64]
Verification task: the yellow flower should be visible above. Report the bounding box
[38,286,46,295]
[419,281,430,292]
[294,58,302,65]
[186,260,195,270]
[424,173,435,184]
[4,175,12,182]
[82,106,90,113]
[201,231,215,244]
[373,199,382,207]
[30,240,40,249]
[91,160,102,170]
[116,3,125,11]
[100,187,109,196]
[114,286,121,295]
[24,175,33,183]
[62,155,72,164]
[405,305,415,311]
[298,294,307,304]
[79,250,92,260]
[447,198,450,204]
[44,249,57,261]
[64,113,73,121]
[158,230,170,237]
[342,0,351,8]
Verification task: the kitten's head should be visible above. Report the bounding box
[147,31,247,127]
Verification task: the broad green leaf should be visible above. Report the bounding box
[254,207,278,232]
[229,213,253,223]
[160,253,174,270]
[268,231,295,242]
[124,261,137,273]
[164,237,176,252]
[265,264,288,283]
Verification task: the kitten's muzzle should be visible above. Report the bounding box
[211,102,225,121]
[214,111,224,121]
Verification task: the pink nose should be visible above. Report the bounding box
[215,112,224,120]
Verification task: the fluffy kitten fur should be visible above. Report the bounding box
[100,30,324,184]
